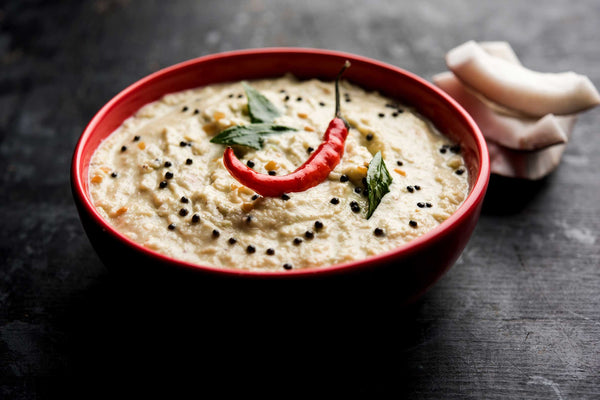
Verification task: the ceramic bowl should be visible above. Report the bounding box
[71,48,489,303]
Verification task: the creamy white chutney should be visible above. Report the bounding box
[89,75,469,271]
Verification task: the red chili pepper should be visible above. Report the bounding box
[223,61,351,197]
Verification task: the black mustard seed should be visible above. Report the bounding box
[165,171,174,179]
[229,238,237,245]
[374,227,385,236]
[186,158,193,165]
[314,221,324,230]
[159,180,168,189]
[340,175,349,182]
[246,245,256,254]
[164,161,172,167]
[330,197,339,205]
[212,229,220,238]
[293,238,302,245]
[266,248,275,255]
[409,220,418,228]
[247,160,255,168]
[121,146,127,152]
[179,208,188,217]
[181,196,189,203]
[191,214,200,223]
[168,223,176,230]
[283,263,293,270]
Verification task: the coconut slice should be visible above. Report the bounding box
[433,71,576,150]
[478,41,522,65]
[487,140,570,180]
[446,40,600,117]
[471,41,529,118]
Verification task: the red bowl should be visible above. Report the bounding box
[71,48,489,303]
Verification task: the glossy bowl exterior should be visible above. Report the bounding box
[71,48,489,303]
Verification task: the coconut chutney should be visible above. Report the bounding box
[89,75,469,271]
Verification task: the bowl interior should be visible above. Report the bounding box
[73,48,489,278]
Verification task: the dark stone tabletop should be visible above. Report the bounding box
[1,0,598,397]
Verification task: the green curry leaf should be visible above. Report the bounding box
[210,123,297,150]
[366,151,392,219]
[243,82,281,123]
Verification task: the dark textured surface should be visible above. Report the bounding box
[1,0,599,397]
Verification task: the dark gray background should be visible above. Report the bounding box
[1,0,598,397]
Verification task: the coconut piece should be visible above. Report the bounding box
[478,41,522,65]
[471,41,529,118]
[433,71,576,150]
[446,40,600,117]
[487,140,571,180]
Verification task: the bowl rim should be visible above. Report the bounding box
[71,47,490,279]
